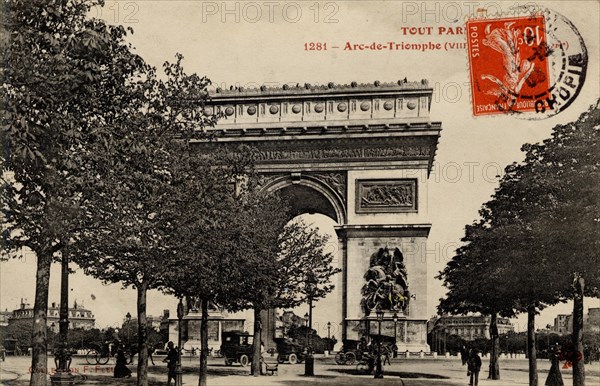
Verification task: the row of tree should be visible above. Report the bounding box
[2,1,340,386]
[437,102,600,386]
[428,330,600,358]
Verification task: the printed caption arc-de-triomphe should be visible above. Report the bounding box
[193,80,441,352]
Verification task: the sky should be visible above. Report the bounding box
[1,0,599,333]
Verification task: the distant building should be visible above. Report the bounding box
[585,308,600,333]
[554,314,573,335]
[165,299,245,352]
[9,299,95,332]
[0,309,12,327]
[554,308,600,335]
[429,315,514,341]
[123,315,162,331]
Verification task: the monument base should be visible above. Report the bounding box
[345,318,429,352]
[50,372,74,386]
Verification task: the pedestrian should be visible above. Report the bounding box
[460,345,468,365]
[467,349,482,386]
[260,341,267,376]
[163,341,178,386]
[114,343,132,378]
[545,344,564,386]
[148,345,155,366]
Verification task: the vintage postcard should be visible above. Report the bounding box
[1,1,598,385]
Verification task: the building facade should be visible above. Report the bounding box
[585,308,600,333]
[554,314,573,335]
[165,299,246,352]
[553,308,600,335]
[429,315,514,341]
[9,299,95,332]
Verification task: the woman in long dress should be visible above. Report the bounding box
[545,345,564,386]
[114,343,132,378]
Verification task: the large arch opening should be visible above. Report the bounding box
[279,185,337,221]
[261,179,345,352]
[261,175,347,225]
[284,213,342,350]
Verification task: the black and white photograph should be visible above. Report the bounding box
[1,1,599,385]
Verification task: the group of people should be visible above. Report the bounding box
[113,340,179,385]
[460,347,482,386]
[459,343,570,386]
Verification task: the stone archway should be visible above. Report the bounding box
[259,173,347,224]
[258,176,345,351]
[193,80,441,351]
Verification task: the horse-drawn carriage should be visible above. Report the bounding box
[335,337,395,371]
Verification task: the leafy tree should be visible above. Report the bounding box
[478,161,564,386]
[163,147,291,385]
[163,144,341,381]
[3,319,34,352]
[437,220,517,380]
[239,218,341,376]
[521,102,600,385]
[438,101,600,386]
[65,328,104,350]
[1,1,145,384]
[71,54,214,386]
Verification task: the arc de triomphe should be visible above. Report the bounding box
[193,80,441,351]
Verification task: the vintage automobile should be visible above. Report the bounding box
[275,338,306,364]
[220,331,254,366]
[335,337,395,365]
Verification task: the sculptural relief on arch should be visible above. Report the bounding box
[193,80,440,351]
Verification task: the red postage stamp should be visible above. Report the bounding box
[467,15,551,116]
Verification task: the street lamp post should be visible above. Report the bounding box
[50,323,56,351]
[50,251,74,386]
[327,322,331,352]
[304,310,314,375]
[175,299,184,386]
[125,312,131,346]
[304,275,316,376]
[374,306,384,379]
[392,313,398,358]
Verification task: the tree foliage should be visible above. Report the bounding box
[161,146,291,385]
[437,100,600,385]
[69,53,215,386]
[273,220,341,309]
[2,1,146,384]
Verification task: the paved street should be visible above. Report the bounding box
[1,354,599,386]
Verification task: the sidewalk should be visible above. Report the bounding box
[1,354,598,386]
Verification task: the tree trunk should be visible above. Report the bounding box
[572,275,585,386]
[136,281,149,386]
[199,298,208,386]
[30,252,52,386]
[488,313,500,380]
[527,306,538,386]
[251,307,262,376]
